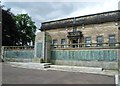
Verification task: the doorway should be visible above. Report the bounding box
[72,39,78,48]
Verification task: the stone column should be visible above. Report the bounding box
[69,39,72,48]
[68,39,69,48]
[78,38,80,48]
[67,38,69,48]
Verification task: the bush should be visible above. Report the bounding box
[40,58,45,63]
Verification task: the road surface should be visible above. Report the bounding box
[2,63,115,84]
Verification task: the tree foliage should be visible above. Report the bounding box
[14,14,36,46]
[2,7,36,46]
[2,8,19,46]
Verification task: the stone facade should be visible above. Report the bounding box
[40,10,120,48]
[45,22,119,46]
[34,10,120,69]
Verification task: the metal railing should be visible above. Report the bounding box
[3,46,34,50]
[51,42,120,49]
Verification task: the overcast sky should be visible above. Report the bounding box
[1,0,120,32]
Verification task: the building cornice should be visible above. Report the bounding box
[40,10,120,31]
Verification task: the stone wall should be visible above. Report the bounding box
[50,48,118,69]
[51,49,117,61]
[4,49,34,62]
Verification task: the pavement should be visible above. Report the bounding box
[2,63,115,84]
[7,62,118,76]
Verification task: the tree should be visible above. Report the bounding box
[2,8,19,46]
[2,6,36,46]
[14,14,36,46]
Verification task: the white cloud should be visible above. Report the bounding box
[2,0,119,31]
[65,0,119,18]
[11,7,28,15]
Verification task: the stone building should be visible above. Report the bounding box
[35,10,120,69]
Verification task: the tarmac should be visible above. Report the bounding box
[2,63,115,84]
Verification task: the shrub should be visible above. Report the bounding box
[40,58,45,63]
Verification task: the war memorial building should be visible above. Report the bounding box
[3,10,120,70]
[34,10,120,69]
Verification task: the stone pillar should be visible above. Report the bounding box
[34,32,45,62]
[78,38,80,48]
[67,38,69,48]
[69,39,72,48]
[44,32,52,63]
